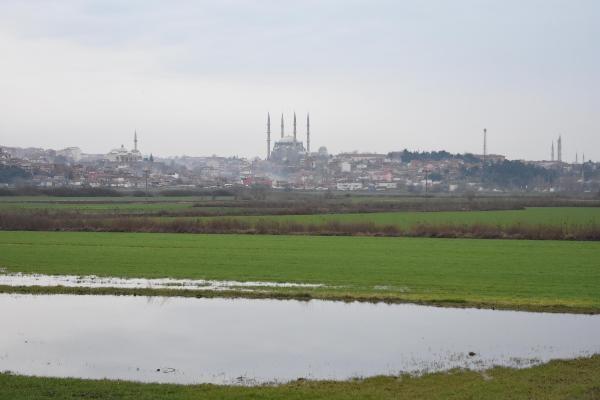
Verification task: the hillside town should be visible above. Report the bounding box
[1,124,599,194]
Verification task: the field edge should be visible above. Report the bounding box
[1,285,598,315]
[1,356,599,400]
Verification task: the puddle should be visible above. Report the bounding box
[0,273,323,291]
[0,294,598,385]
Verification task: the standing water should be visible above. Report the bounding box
[0,294,598,384]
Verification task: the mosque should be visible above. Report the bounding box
[106,131,143,163]
[266,112,313,164]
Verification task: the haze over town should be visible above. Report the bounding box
[1,0,599,161]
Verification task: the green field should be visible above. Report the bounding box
[0,196,240,213]
[2,194,599,228]
[194,207,600,227]
[0,202,196,213]
[1,231,598,312]
[0,196,227,202]
[1,356,598,400]
[0,197,197,213]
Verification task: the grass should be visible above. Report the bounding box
[3,193,600,224]
[0,200,196,213]
[0,356,599,399]
[0,196,221,202]
[0,202,196,213]
[192,207,600,228]
[3,207,600,240]
[0,231,599,313]
[0,196,235,214]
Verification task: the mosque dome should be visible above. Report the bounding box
[277,136,297,144]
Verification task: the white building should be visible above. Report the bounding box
[340,162,351,173]
[336,182,363,191]
[105,132,143,163]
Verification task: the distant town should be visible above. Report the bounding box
[1,115,598,194]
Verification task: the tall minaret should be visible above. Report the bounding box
[134,130,138,151]
[267,113,271,160]
[306,113,311,153]
[557,135,562,162]
[551,141,555,161]
[280,114,284,138]
[293,112,297,143]
[483,128,487,164]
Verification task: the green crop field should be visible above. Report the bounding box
[0,197,199,213]
[194,207,600,227]
[0,201,196,213]
[0,196,238,213]
[0,195,201,203]
[0,231,598,312]
[0,195,236,202]
[1,356,598,400]
[2,193,599,229]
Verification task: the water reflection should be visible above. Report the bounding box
[0,294,598,385]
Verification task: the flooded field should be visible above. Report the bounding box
[0,294,598,385]
[0,272,323,291]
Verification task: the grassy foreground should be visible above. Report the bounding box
[1,231,599,313]
[1,356,599,399]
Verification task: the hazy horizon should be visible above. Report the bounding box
[1,0,598,161]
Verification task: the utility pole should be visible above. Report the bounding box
[306,113,310,153]
[581,153,586,192]
[482,128,487,185]
[144,168,150,196]
[266,113,271,160]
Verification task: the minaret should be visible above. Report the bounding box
[576,152,578,164]
[306,113,311,153]
[280,114,284,138]
[551,141,555,161]
[266,113,271,160]
[557,135,562,162]
[293,112,297,143]
[483,128,487,164]
[134,130,138,151]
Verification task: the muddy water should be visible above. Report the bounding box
[0,294,598,385]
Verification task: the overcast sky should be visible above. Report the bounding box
[0,0,598,161]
